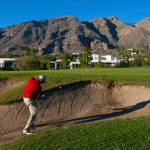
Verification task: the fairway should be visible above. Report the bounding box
[0,67,150,105]
[0,67,150,84]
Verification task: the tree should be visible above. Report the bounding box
[142,50,150,66]
[38,55,50,70]
[18,46,41,70]
[18,56,41,70]
[61,52,70,69]
[79,48,92,67]
[3,53,14,58]
[20,46,39,56]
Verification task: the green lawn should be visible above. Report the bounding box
[0,67,150,105]
[1,117,150,150]
[1,67,150,150]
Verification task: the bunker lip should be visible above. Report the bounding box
[1,81,150,144]
[0,78,24,93]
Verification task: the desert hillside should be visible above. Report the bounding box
[0,16,150,55]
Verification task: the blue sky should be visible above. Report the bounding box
[0,0,150,27]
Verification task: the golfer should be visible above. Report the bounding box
[23,74,47,135]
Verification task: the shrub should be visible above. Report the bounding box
[18,56,41,70]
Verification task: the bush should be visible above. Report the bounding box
[91,62,105,68]
[38,55,50,70]
[119,60,130,67]
[18,56,41,70]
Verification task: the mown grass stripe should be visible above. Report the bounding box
[2,117,150,150]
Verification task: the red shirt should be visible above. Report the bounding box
[23,77,42,98]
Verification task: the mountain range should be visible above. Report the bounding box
[0,16,150,55]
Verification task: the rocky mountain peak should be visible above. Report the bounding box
[107,16,119,21]
[0,16,150,56]
[135,17,150,31]
[137,17,150,24]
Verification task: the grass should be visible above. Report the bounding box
[1,67,150,149]
[0,67,150,105]
[1,117,150,150]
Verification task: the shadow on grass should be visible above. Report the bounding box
[66,99,150,124]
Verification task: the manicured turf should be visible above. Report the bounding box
[1,67,150,150]
[1,117,150,150]
[0,67,150,105]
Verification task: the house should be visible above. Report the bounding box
[0,58,18,70]
[50,53,120,69]
[91,54,101,63]
[100,55,120,67]
[50,59,62,70]
[69,52,81,69]
[69,59,80,69]
[91,54,120,67]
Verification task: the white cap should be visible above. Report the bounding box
[38,74,47,83]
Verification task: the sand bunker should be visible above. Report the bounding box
[1,81,150,143]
